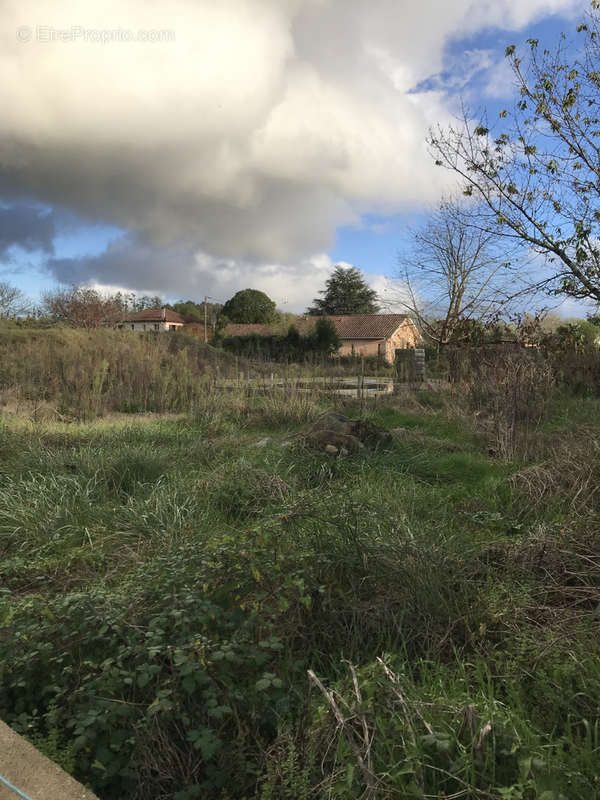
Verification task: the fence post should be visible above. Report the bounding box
[395,349,411,382]
[414,348,425,382]
[395,348,425,386]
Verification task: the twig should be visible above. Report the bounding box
[307,669,378,796]
[345,660,374,772]
[376,657,433,734]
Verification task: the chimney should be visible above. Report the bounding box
[162,306,166,321]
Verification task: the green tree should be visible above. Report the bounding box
[307,266,380,315]
[308,317,341,353]
[550,319,600,352]
[429,2,600,303]
[221,289,278,324]
[586,313,600,327]
[172,299,222,324]
[286,324,301,349]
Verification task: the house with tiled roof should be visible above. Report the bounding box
[223,314,420,363]
[118,307,185,332]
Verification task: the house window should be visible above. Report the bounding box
[131,324,135,330]
[169,324,176,330]
[154,323,160,331]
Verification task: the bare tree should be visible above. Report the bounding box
[0,281,30,318]
[429,4,600,303]
[396,198,515,348]
[42,285,127,329]
[134,294,164,311]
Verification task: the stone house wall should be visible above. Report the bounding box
[338,338,383,358]
[384,320,420,362]
[338,321,420,363]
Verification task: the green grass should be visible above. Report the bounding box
[1,395,599,799]
[542,391,600,432]
[370,404,476,445]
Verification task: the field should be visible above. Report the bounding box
[1,333,600,799]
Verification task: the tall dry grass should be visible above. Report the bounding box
[0,329,222,417]
[0,328,395,422]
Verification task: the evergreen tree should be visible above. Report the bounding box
[307,266,379,315]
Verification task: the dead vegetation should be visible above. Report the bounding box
[510,428,600,513]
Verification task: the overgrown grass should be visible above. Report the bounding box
[0,328,388,422]
[1,383,599,799]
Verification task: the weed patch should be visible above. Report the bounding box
[0,389,599,799]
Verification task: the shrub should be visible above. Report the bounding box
[221,322,341,363]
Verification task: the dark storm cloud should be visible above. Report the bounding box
[0,204,55,259]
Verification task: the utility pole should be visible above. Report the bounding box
[204,296,208,343]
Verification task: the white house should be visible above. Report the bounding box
[117,307,185,331]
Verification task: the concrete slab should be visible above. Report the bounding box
[0,721,98,800]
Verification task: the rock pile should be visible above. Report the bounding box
[303,411,392,455]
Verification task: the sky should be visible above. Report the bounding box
[0,0,595,315]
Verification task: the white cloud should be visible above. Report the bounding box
[366,274,411,313]
[484,56,518,99]
[0,0,581,293]
[550,296,599,319]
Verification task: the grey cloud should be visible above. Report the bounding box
[46,234,347,312]
[0,203,55,259]
[47,235,196,293]
[1,0,579,281]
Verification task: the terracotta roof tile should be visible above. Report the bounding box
[327,314,410,339]
[121,308,185,324]
[223,314,411,340]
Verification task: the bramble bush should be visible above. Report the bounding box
[220,319,341,363]
[1,534,303,798]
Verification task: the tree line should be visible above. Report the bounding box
[0,285,223,332]
[0,265,379,333]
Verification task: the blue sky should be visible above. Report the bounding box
[330,12,579,274]
[0,0,595,316]
[330,7,596,317]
